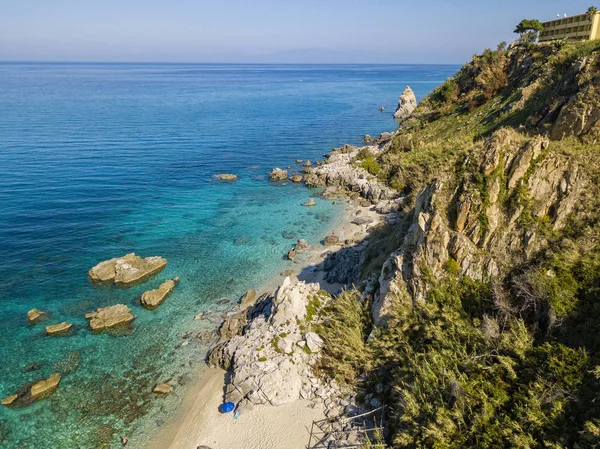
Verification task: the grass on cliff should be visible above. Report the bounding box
[316,40,600,448]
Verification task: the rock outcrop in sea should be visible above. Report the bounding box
[88,253,167,285]
[85,304,136,331]
[141,277,179,309]
[269,168,288,181]
[393,85,417,120]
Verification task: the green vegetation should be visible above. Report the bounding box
[361,157,381,176]
[514,19,544,43]
[316,41,600,448]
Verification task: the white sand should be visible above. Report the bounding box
[147,200,382,449]
[147,368,325,449]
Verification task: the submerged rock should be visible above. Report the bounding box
[394,86,417,120]
[45,322,72,336]
[303,198,316,206]
[85,304,135,331]
[269,168,288,181]
[141,277,179,309]
[216,173,238,181]
[88,253,167,286]
[27,309,46,323]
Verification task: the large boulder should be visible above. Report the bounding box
[141,277,179,309]
[85,304,135,331]
[394,86,417,120]
[269,168,288,181]
[88,253,167,286]
[27,309,45,323]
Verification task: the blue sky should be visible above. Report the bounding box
[0,0,596,63]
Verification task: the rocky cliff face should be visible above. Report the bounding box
[393,86,417,120]
[372,128,586,325]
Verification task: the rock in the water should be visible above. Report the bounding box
[153,383,173,394]
[352,216,374,226]
[88,253,167,286]
[394,86,417,120]
[305,332,324,353]
[141,277,179,309]
[364,134,373,143]
[27,309,45,323]
[45,322,72,336]
[303,198,316,207]
[323,235,340,246]
[240,289,257,309]
[287,248,297,261]
[1,395,17,406]
[216,174,238,181]
[295,239,311,252]
[289,175,303,183]
[30,373,61,399]
[85,304,135,331]
[269,168,288,181]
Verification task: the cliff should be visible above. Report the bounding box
[308,40,600,447]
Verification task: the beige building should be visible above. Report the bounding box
[539,11,600,42]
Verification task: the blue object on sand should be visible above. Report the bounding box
[219,402,235,413]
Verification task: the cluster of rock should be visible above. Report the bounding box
[269,168,288,181]
[303,145,396,203]
[9,253,179,407]
[208,278,339,408]
[88,253,167,285]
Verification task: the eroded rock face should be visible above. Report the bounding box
[85,304,135,331]
[269,168,288,181]
[394,86,417,120]
[141,277,179,309]
[372,129,585,326]
[88,253,167,286]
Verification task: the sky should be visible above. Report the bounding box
[0,0,596,64]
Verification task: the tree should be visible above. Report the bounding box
[588,6,598,21]
[514,19,544,43]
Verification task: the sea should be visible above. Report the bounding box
[0,62,459,448]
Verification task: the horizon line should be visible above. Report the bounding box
[0,59,463,66]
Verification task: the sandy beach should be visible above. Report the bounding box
[146,199,381,449]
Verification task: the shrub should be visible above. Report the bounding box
[361,156,381,175]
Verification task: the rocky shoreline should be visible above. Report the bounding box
[198,121,409,447]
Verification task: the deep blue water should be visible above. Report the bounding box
[0,62,458,448]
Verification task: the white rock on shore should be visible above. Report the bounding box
[394,86,417,120]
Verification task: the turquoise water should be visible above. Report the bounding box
[0,63,458,448]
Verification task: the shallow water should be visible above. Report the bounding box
[0,62,458,448]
